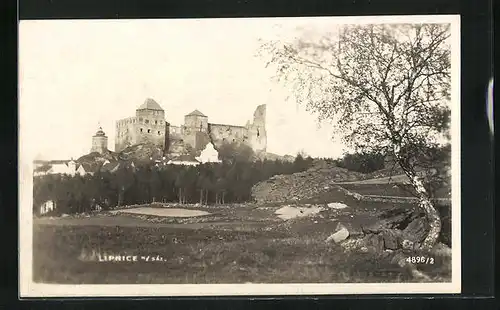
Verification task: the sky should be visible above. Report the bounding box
[19,16,459,162]
[19,18,351,161]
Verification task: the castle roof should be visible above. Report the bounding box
[186,109,206,117]
[94,126,106,137]
[137,98,164,111]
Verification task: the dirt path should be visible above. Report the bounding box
[334,174,409,185]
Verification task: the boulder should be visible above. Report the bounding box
[381,229,402,250]
[363,234,384,252]
[402,217,429,243]
[326,223,350,243]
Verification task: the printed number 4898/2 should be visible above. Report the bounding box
[406,256,435,264]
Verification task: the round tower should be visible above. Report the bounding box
[91,126,108,154]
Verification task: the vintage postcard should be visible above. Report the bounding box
[19,15,461,297]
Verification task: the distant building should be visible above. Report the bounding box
[196,142,221,164]
[33,159,90,177]
[90,126,108,154]
[167,155,200,166]
[39,200,55,215]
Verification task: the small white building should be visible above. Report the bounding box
[76,165,87,176]
[196,143,221,164]
[49,161,74,175]
[40,200,55,215]
[33,159,90,177]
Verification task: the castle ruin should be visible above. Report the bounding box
[114,98,267,156]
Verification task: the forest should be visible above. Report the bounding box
[33,153,315,216]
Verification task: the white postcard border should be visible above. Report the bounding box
[19,14,462,297]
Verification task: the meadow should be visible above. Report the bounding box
[33,199,452,284]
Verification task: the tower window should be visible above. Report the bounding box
[257,128,260,137]
[158,131,161,135]
[147,129,151,133]
[145,119,149,124]
[155,120,158,125]
[139,117,143,122]
[140,128,143,133]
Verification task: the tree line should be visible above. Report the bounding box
[33,153,314,216]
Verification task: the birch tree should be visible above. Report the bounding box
[259,23,451,250]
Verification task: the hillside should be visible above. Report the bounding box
[76,143,166,173]
[77,150,120,172]
[117,143,165,163]
[251,159,451,204]
[251,161,367,203]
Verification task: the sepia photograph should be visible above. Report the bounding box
[19,15,461,296]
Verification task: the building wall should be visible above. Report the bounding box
[208,124,250,149]
[169,125,183,139]
[184,115,208,132]
[91,136,108,154]
[115,113,167,152]
[114,104,266,155]
[115,117,139,152]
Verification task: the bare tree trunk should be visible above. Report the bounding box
[205,190,209,205]
[215,192,219,205]
[398,160,441,250]
[178,188,182,204]
[117,186,124,207]
[222,192,225,204]
[199,189,204,205]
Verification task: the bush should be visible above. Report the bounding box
[335,152,385,174]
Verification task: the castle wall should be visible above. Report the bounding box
[208,124,250,150]
[115,117,138,152]
[169,125,183,140]
[248,104,267,152]
[115,115,166,152]
[113,103,266,156]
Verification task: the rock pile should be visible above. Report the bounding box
[335,207,432,253]
[251,162,366,203]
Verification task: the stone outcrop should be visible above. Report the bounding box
[251,161,367,203]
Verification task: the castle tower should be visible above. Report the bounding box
[183,109,210,151]
[135,98,166,147]
[91,126,108,154]
[115,98,167,152]
[184,109,208,132]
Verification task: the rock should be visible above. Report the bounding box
[363,234,384,252]
[401,239,414,250]
[326,223,350,243]
[402,217,428,243]
[337,222,364,237]
[327,202,349,209]
[381,229,402,250]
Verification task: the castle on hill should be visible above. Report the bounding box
[90,98,267,157]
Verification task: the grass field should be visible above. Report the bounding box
[33,198,452,284]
